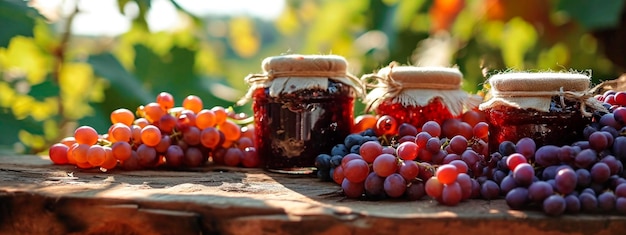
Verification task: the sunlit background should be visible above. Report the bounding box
[1,0,625,153]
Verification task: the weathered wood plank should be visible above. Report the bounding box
[0,154,625,235]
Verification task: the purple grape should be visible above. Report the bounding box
[590,162,611,184]
[364,172,385,200]
[582,187,596,196]
[470,179,481,199]
[541,165,559,180]
[613,136,626,160]
[572,140,590,150]
[600,113,621,129]
[557,145,578,163]
[616,197,626,214]
[426,137,442,153]
[516,137,536,159]
[597,191,616,212]
[505,187,529,210]
[613,106,626,125]
[342,178,364,198]
[579,192,598,212]
[405,181,426,201]
[461,150,480,169]
[513,163,534,186]
[499,175,518,194]
[565,194,581,213]
[543,195,566,216]
[588,132,609,151]
[555,168,577,194]
[383,173,407,198]
[601,131,615,147]
[576,168,592,188]
[528,181,554,203]
[575,149,598,169]
[616,183,626,197]
[583,126,597,139]
[480,180,500,200]
[600,155,622,175]
[534,145,560,167]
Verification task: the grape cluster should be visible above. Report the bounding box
[316,110,491,202]
[48,92,259,171]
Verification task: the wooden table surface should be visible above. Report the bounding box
[0,153,624,235]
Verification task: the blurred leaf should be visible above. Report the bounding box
[0,36,49,84]
[0,0,42,48]
[228,18,260,58]
[537,42,570,69]
[500,18,537,69]
[393,0,428,30]
[28,76,59,101]
[557,0,626,30]
[88,52,153,107]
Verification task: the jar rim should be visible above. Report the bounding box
[489,72,590,92]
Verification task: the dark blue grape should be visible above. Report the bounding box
[315,154,331,171]
[350,144,361,154]
[534,145,560,167]
[516,137,536,159]
[541,165,559,180]
[360,128,376,137]
[613,136,626,160]
[364,172,386,200]
[590,162,611,184]
[555,168,577,195]
[499,175,517,195]
[317,169,332,181]
[616,197,626,214]
[480,180,500,200]
[575,149,597,169]
[344,134,364,149]
[498,140,517,156]
[405,181,426,201]
[330,155,343,167]
[575,168,592,188]
[331,144,349,157]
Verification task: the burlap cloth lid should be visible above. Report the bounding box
[479,72,605,115]
[237,54,364,105]
[363,65,478,116]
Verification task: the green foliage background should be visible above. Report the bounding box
[1,0,625,153]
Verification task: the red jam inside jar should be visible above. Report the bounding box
[376,97,456,129]
[485,96,591,154]
[252,80,355,173]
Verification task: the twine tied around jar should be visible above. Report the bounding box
[237,55,365,106]
[479,72,608,117]
[361,63,478,115]
[490,87,607,117]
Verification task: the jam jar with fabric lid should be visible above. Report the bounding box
[362,64,478,129]
[238,54,364,173]
[479,72,607,154]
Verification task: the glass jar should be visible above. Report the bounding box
[479,72,606,153]
[239,55,363,173]
[362,65,475,128]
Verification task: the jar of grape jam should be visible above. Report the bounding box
[362,64,476,128]
[479,72,607,154]
[239,55,363,173]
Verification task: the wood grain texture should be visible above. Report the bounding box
[0,154,624,235]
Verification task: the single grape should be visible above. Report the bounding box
[344,159,370,183]
[436,164,459,185]
[364,172,386,200]
[331,144,349,156]
[473,122,489,141]
[49,143,69,165]
[555,168,577,195]
[406,181,426,201]
[565,194,581,213]
[588,132,609,152]
[528,181,554,203]
[372,153,398,177]
[425,177,444,199]
[498,141,517,156]
[543,195,566,216]
[534,145,560,167]
[109,123,132,143]
[516,137,536,159]
[156,92,174,110]
[182,95,203,114]
[441,182,462,206]
[241,147,260,168]
[143,102,165,123]
[158,114,177,134]
[182,126,202,146]
[384,173,407,198]
[422,121,441,137]
[136,144,158,167]
[512,163,534,186]
[575,149,598,169]
[86,145,106,167]
[165,145,184,167]
[375,115,398,136]
[140,125,162,147]
[399,160,419,181]
[590,162,611,184]
[111,108,135,126]
[597,191,616,212]
[579,192,598,212]
[480,180,500,200]
[211,106,228,125]
[396,141,418,160]
[359,141,383,163]
[448,135,468,154]
[200,127,221,149]
[456,173,472,201]
[223,147,243,167]
[505,187,529,209]
[616,197,626,214]
[111,141,132,161]
[398,123,419,137]
[342,178,364,198]
[74,126,99,145]
[196,109,217,129]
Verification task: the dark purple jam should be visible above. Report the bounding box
[485,96,591,154]
[252,80,355,173]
